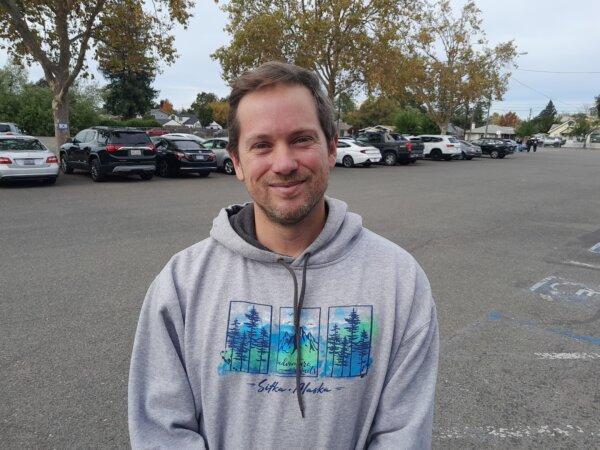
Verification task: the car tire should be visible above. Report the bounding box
[158,159,171,178]
[431,149,442,160]
[90,158,105,182]
[140,172,154,180]
[60,154,73,174]
[342,155,354,168]
[383,152,397,166]
[498,154,506,159]
[223,159,235,175]
[490,150,499,159]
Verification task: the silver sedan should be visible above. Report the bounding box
[202,137,234,175]
[0,135,59,184]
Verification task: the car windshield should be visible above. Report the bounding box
[347,140,370,147]
[172,140,205,150]
[0,124,12,132]
[110,131,151,145]
[448,137,459,143]
[0,139,45,151]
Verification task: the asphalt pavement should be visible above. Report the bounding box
[1,147,599,448]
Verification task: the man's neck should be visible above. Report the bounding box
[254,199,327,258]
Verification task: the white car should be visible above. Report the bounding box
[415,135,462,160]
[202,137,235,175]
[0,135,59,184]
[160,133,205,143]
[0,122,22,135]
[336,139,381,167]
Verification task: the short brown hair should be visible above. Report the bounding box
[227,61,336,156]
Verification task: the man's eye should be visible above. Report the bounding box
[294,136,314,144]
[252,142,271,150]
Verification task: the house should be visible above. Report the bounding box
[163,119,182,127]
[206,121,223,131]
[181,114,202,129]
[149,109,170,121]
[446,123,465,138]
[548,119,575,137]
[465,124,516,140]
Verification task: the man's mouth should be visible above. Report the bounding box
[269,180,305,188]
[268,179,307,195]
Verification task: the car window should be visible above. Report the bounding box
[202,140,214,148]
[0,124,11,132]
[217,140,228,149]
[172,140,205,151]
[110,131,152,145]
[433,137,443,142]
[337,141,350,148]
[86,130,97,143]
[383,133,396,143]
[97,131,109,144]
[0,138,45,151]
[448,137,459,143]
[73,130,87,143]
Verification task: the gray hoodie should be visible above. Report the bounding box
[129,197,439,449]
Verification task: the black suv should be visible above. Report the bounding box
[59,127,156,181]
[471,138,514,159]
[356,131,424,165]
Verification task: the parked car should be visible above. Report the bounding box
[355,131,424,165]
[416,135,463,161]
[458,140,482,160]
[501,139,518,153]
[470,138,514,159]
[160,133,205,143]
[0,122,22,135]
[154,136,216,177]
[542,136,564,147]
[336,139,381,167]
[0,135,59,184]
[202,137,235,175]
[147,128,169,137]
[59,127,156,182]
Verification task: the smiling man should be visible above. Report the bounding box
[129,62,439,449]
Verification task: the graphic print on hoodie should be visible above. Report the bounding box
[128,196,439,450]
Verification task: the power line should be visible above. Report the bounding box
[510,77,580,108]
[517,68,600,74]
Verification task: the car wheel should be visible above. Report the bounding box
[342,155,354,168]
[140,172,154,180]
[383,152,397,166]
[197,172,210,178]
[490,150,499,159]
[60,154,73,174]
[498,154,506,159]
[158,159,170,178]
[431,149,442,160]
[223,159,235,175]
[90,158,105,182]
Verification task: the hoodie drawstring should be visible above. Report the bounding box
[277,252,311,418]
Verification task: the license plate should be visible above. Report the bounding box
[130,149,142,156]
[24,159,35,165]
[195,154,205,161]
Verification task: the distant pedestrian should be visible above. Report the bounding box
[532,139,538,152]
[526,138,533,152]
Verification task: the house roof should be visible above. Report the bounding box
[469,124,515,134]
[183,115,200,126]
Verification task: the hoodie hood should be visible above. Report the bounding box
[210,196,363,267]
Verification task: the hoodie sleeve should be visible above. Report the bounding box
[128,263,206,449]
[367,267,439,450]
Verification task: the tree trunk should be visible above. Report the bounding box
[439,123,449,135]
[52,93,70,151]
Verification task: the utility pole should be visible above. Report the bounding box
[528,108,532,122]
[484,99,491,137]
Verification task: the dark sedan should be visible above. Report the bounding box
[470,138,514,159]
[154,137,217,177]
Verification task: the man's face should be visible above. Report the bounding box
[231,84,336,226]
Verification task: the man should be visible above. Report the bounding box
[129,62,439,449]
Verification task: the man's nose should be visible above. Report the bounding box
[270,144,298,175]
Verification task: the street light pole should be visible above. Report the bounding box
[484,98,491,137]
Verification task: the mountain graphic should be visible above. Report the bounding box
[278,327,318,354]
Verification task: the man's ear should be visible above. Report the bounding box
[327,136,338,168]
[229,149,245,181]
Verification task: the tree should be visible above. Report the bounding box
[497,111,521,128]
[244,306,261,372]
[569,113,593,148]
[357,330,371,374]
[0,0,194,148]
[394,107,440,135]
[212,0,411,100]
[209,101,229,127]
[336,337,350,377]
[159,99,175,115]
[103,71,157,119]
[516,120,536,138]
[234,331,249,371]
[256,327,270,373]
[595,95,600,119]
[345,96,402,129]
[533,100,557,133]
[191,92,218,126]
[327,323,341,377]
[375,0,517,134]
[344,308,360,376]
[226,318,242,371]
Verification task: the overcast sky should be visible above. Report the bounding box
[2,0,599,119]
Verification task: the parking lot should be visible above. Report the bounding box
[1,148,599,448]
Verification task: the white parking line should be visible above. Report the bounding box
[437,424,597,440]
[534,352,600,360]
